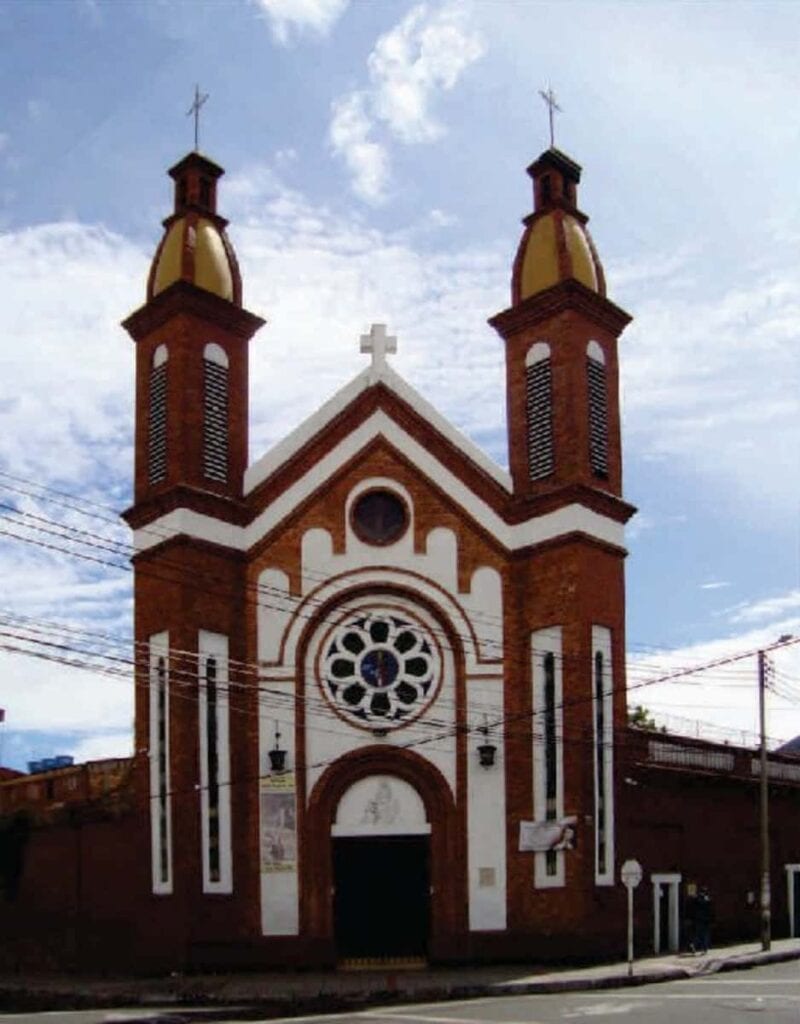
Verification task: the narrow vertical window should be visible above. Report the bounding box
[525,342,554,480]
[594,651,607,876]
[587,341,608,478]
[543,652,558,877]
[532,627,564,888]
[592,625,614,885]
[149,632,172,894]
[199,631,232,892]
[203,343,229,483]
[148,345,168,485]
[206,656,220,882]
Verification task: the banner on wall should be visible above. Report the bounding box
[519,815,577,852]
[260,772,297,872]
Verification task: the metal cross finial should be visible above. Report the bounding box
[538,85,562,148]
[360,323,397,373]
[186,85,209,151]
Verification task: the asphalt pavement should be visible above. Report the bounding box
[0,937,798,1018]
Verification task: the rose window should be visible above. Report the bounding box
[320,612,439,729]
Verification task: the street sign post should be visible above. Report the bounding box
[621,859,643,976]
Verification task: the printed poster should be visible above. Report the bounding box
[260,771,297,872]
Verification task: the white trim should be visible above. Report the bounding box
[592,625,615,886]
[204,342,229,367]
[244,363,511,494]
[587,340,606,364]
[133,413,626,556]
[153,343,168,367]
[259,693,299,937]
[331,822,432,837]
[786,864,800,938]
[526,341,551,366]
[198,630,233,894]
[651,873,682,953]
[467,678,507,930]
[276,567,489,677]
[149,631,172,895]
[532,627,564,888]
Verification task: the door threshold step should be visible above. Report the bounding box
[339,956,428,971]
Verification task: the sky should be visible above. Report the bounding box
[0,0,799,771]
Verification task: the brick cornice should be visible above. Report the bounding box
[507,483,637,526]
[122,280,265,340]
[129,531,248,565]
[511,529,628,562]
[489,278,631,339]
[122,484,249,530]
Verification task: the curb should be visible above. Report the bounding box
[0,946,798,1017]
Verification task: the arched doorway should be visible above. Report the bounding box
[332,775,430,958]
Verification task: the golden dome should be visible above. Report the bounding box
[511,148,606,305]
[515,210,604,302]
[150,215,235,302]
[145,151,242,306]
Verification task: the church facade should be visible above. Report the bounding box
[119,144,633,965]
[2,144,800,972]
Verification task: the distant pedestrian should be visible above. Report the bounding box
[685,885,698,953]
[694,886,713,953]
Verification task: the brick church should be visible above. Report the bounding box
[2,144,800,972]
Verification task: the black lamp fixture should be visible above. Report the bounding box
[268,722,287,773]
[477,715,497,769]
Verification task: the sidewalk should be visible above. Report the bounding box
[1,938,799,1016]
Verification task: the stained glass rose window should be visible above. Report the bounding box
[320,611,440,729]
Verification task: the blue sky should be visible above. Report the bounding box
[0,0,799,770]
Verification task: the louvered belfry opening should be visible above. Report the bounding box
[587,356,608,477]
[203,357,229,482]
[526,357,554,480]
[148,359,168,484]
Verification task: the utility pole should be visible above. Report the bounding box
[759,648,770,952]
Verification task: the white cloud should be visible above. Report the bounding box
[329,92,390,204]
[620,255,800,517]
[728,590,800,626]
[0,133,8,155]
[329,3,485,200]
[367,2,485,143]
[255,0,348,45]
[629,622,800,748]
[0,649,132,734]
[700,581,730,591]
[69,732,133,763]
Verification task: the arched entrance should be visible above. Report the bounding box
[302,745,466,964]
[332,775,431,958]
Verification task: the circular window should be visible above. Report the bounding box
[351,489,408,546]
[319,609,440,730]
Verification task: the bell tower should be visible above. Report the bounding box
[123,151,264,520]
[122,152,264,906]
[490,147,630,506]
[492,148,636,905]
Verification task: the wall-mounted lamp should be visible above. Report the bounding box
[477,716,497,769]
[268,723,287,773]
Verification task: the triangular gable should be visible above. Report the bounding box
[244,362,511,497]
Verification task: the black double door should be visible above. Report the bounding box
[333,835,430,958]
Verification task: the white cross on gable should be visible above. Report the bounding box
[360,323,397,372]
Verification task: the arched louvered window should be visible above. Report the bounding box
[525,342,554,480]
[203,343,229,483]
[587,341,608,478]
[148,345,168,485]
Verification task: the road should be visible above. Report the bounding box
[2,960,800,1024]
